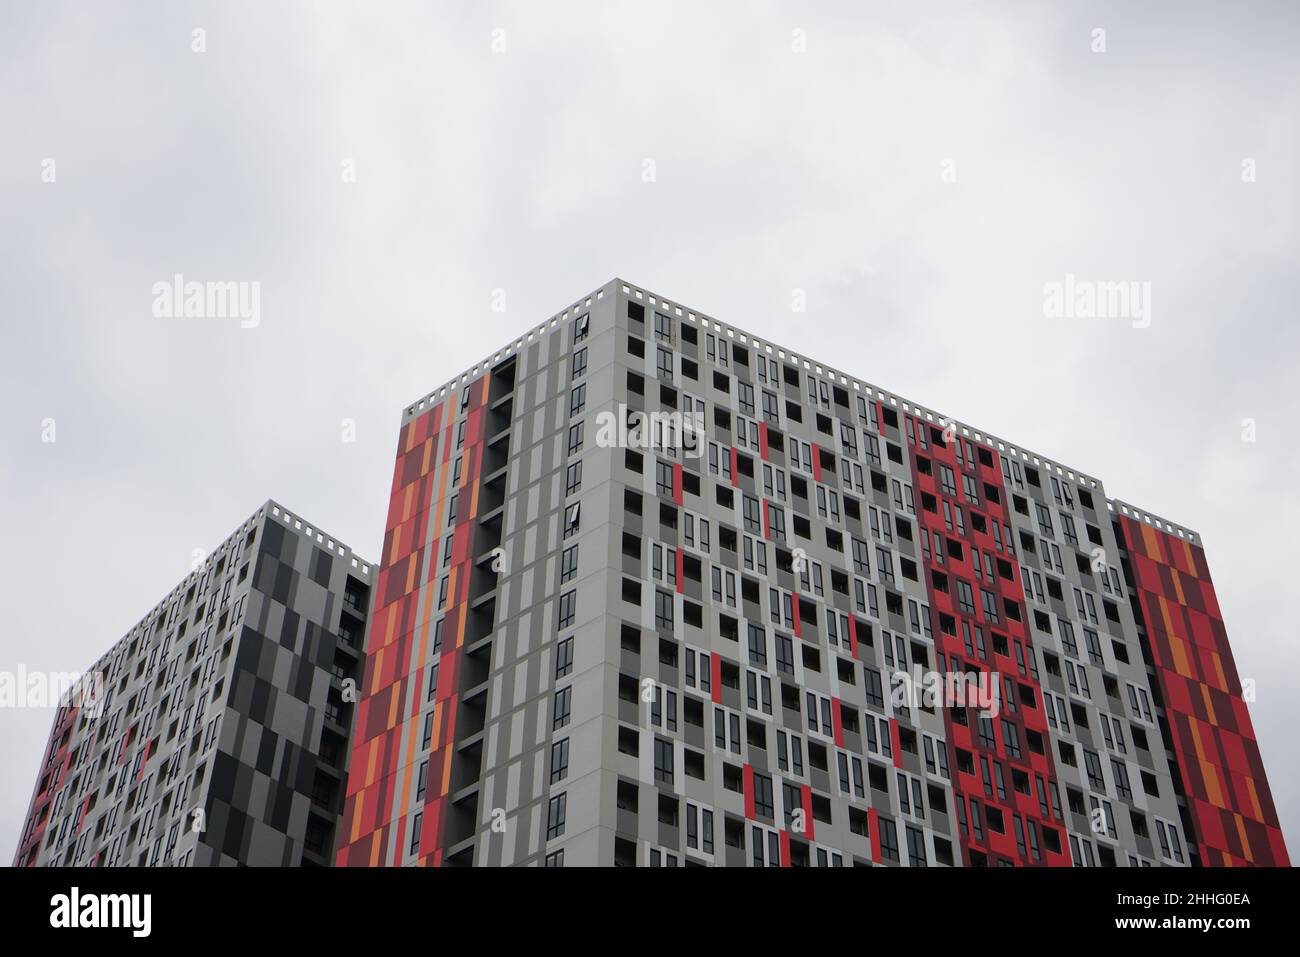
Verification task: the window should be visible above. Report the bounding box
[416,759,428,801]
[747,623,768,667]
[1036,503,1055,537]
[574,312,589,342]
[657,347,674,379]
[556,636,574,678]
[563,502,581,538]
[656,460,674,497]
[558,590,576,629]
[753,772,775,819]
[1002,719,1022,759]
[906,825,928,867]
[571,347,587,379]
[876,546,894,584]
[567,422,584,455]
[409,812,422,854]
[553,687,572,730]
[655,311,673,342]
[956,580,975,616]
[547,793,567,839]
[565,461,583,495]
[654,737,674,784]
[879,818,900,863]
[851,538,870,575]
[939,465,957,498]
[559,545,579,585]
[569,384,586,416]
[655,590,674,630]
[1083,628,1103,666]
[768,505,786,541]
[1112,758,1132,800]
[738,381,755,416]
[686,804,715,854]
[1084,749,1105,791]
[776,633,794,676]
[864,668,884,709]
[981,589,1000,623]
[711,566,736,607]
[550,739,569,783]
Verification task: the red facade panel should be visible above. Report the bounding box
[1118,516,1288,867]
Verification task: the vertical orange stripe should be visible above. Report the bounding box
[1210,652,1228,693]
[405,553,418,594]
[1189,718,1225,808]
[1245,777,1264,822]
[387,681,401,729]
[1169,633,1190,679]
[349,786,366,843]
[366,737,380,787]
[1234,814,1254,864]
[1200,684,1217,725]
[441,747,454,795]
[1141,523,1160,560]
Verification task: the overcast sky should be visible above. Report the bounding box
[2,0,1297,865]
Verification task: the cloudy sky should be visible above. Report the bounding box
[2,1,1297,864]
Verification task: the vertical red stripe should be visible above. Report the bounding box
[801,783,815,842]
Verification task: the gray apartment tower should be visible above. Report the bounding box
[337,278,1286,868]
[13,501,372,867]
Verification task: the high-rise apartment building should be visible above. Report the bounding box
[332,276,1283,868]
[13,501,372,867]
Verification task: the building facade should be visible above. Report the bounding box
[334,276,1286,868]
[13,500,372,867]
